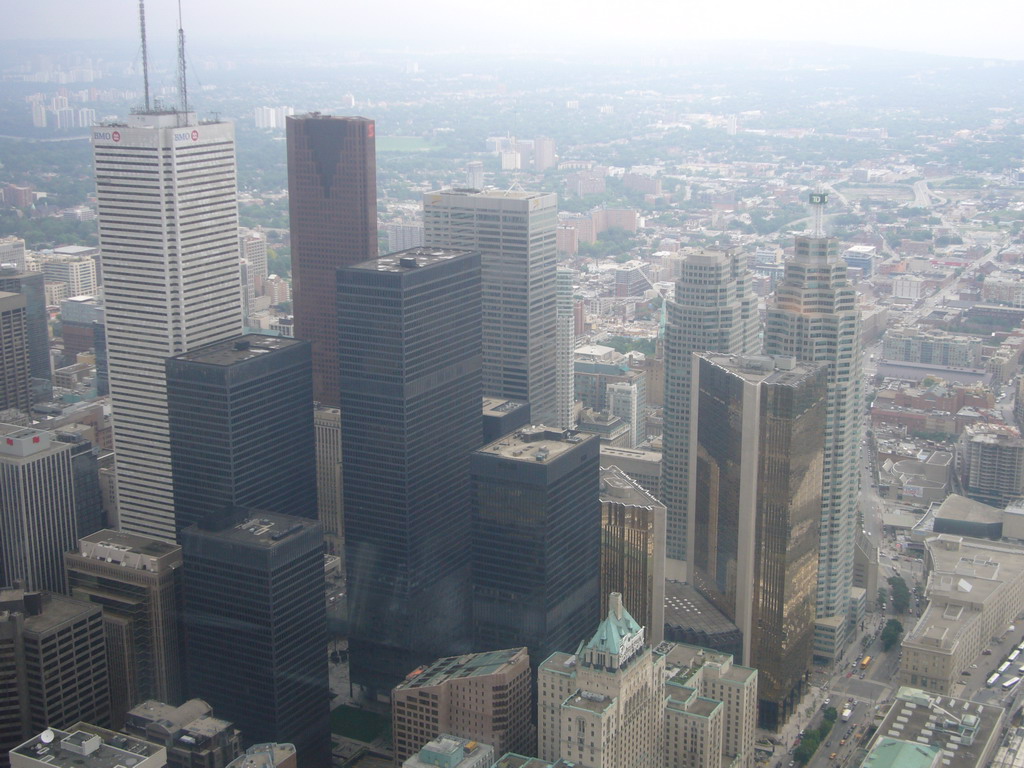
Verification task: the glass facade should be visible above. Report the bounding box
[339,249,482,694]
[287,115,377,407]
[166,335,317,537]
[471,429,601,664]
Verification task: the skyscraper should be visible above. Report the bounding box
[93,113,243,542]
[287,114,377,407]
[313,404,343,554]
[763,198,862,662]
[181,511,328,767]
[423,188,558,425]
[0,268,50,399]
[471,426,601,664]
[0,424,78,593]
[690,353,826,729]
[165,334,316,536]
[0,292,31,415]
[599,466,666,646]
[661,249,759,579]
[339,247,482,694]
[65,530,184,727]
[555,267,575,430]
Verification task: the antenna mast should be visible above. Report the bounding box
[177,0,189,115]
[138,0,151,111]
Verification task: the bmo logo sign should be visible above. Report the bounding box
[93,130,121,142]
[173,129,200,143]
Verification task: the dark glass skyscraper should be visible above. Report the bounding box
[339,247,482,695]
[181,511,329,767]
[470,426,601,664]
[166,334,316,537]
[287,114,377,407]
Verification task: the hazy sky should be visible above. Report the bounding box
[4,0,1023,61]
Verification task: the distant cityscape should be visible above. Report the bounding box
[2,17,1024,768]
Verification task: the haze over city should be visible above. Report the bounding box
[2,1,1024,768]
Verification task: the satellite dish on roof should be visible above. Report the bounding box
[40,729,55,744]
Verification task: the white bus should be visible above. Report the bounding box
[1010,650,1020,662]
[1002,676,1021,691]
[999,662,1012,674]
[987,673,1001,687]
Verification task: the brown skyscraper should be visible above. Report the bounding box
[287,114,377,406]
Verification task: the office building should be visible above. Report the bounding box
[181,511,328,767]
[239,230,268,284]
[0,293,31,414]
[392,647,533,763]
[386,222,425,253]
[0,237,26,272]
[339,248,482,694]
[763,207,863,661]
[59,296,103,362]
[287,114,377,407]
[662,250,759,580]
[690,354,826,729]
[0,268,50,397]
[93,113,243,542]
[0,425,78,593]
[471,427,600,665]
[166,334,316,535]
[313,405,343,554]
[538,594,666,768]
[662,644,758,768]
[599,446,661,502]
[65,531,184,726]
[424,188,558,425]
[599,466,666,646]
[0,589,109,764]
[125,699,243,768]
[39,252,97,298]
[555,267,575,430]
[9,724,165,768]
[573,346,647,434]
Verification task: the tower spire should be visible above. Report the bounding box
[138,0,150,111]
[177,0,189,115]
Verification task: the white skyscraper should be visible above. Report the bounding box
[555,266,575,429]
[661,249,759,580]
[763,194,862,661]
[423,188,558,425]
[93,112,243,541]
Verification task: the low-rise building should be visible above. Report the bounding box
[124,699,242,768]
[401,735,494,768]
[10,724,165,768]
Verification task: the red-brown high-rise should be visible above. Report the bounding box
[287,114,377,406]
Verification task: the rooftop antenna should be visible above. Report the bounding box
[809,189,828,238]
[138,0,151,111]
[177,0,189,115]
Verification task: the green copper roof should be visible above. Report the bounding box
[583,593,642,656]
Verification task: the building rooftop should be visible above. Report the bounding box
[12,592,99,634]
[869,688,1003,768]
[476,426,594,465]
[563,690,614,715]
[170,334,305,367]
[75,529,181,564]
[582,593,642,660]
[699,352,822,388]
[599,466,663,509]
[861,738,943,768]
[428,187,555,203]
[491,755,577,768]
[351,247,475,273]
[482,397,528,416]
[395,647,528,690]
[226,743,296,768]
[11,724,165,768]
[188,510,321,549]
[126,698,231,740]
[933,495,1002,525]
